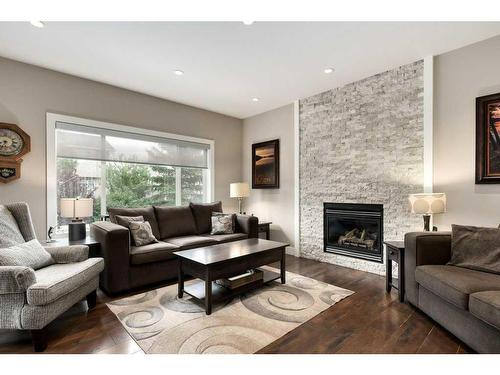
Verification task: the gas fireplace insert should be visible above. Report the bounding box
[323,202,383,263]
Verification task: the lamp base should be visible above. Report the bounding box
[68,221,86,241]
[422,215,431,232]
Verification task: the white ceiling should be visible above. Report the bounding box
[1,22,500,119]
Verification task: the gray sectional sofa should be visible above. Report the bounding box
[405,232,500,353]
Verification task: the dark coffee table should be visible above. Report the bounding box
[174,238,289,315]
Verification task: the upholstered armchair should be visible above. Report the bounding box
[0,202,104,352]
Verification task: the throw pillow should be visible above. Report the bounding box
[115,215,145,246]
[129,221,157,246]
[115,215,144,227]
[211,214,234,235]
[448,224,500,274]
[0,205,26,248]
[0,239,54,270]
[213,212,236,232]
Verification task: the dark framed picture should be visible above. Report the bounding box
[252,139,279,189]
[476,92,500,184]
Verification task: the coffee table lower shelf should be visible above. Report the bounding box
[183,268,280,307]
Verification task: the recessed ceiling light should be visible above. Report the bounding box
[30,21,45,28]
[324,68,334,74]
[173,70,184,76]
[242,21,254,25]
[252,98,259,102]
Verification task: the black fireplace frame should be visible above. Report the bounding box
[323,202,384,263]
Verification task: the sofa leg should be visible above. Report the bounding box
[31,328,48,352]
[86,290,97,310]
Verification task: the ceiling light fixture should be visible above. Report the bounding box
[324,68,334,74]
[173,70,184,76]
[243,21,254,25]
[252,98,259,102]
[30,21,45,28]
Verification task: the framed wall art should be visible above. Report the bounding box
[252,139,279,189]
[476,92,500,183]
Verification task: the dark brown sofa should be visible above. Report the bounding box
[405,232,500,353]
[90,202,258,295]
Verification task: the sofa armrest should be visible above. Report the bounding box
[404,231,452,306]
[0,266,36,294]
[44,245,89,263]
[90,221,131,294]
[235,214,259,238]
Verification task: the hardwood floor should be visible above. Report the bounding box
[0,255,471,354]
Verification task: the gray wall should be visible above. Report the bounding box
[299,61,424,275]
[0,57,242,238]
[434,35,500,229]
[242,104,295,249]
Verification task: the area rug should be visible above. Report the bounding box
[107,267,354,354]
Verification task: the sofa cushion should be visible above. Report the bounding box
[201,233,248,243]
[415,265,500,310]
[0,205,26,247]
[448,224,500,274]
[154,205,197,239]
[165,235,217,250]
[189,202,223,234]
[129,241,179,265]
[26,258,104,306]
[0,239,54,270]
[469,291,500,330]
[108,206,161,240]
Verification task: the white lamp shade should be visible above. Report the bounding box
[60,198,93,218]
[408,193,446,214]
[230,182,250,198]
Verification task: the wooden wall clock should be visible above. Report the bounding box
[0,123,31,183]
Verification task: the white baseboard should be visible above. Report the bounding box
[286,246,300,257]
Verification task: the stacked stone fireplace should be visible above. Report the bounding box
[299,60,424,275]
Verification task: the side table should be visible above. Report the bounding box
[257,221,272,240]
[44,236,101,258]
[384,241,405,302]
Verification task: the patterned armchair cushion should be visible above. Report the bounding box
[0,239,54,270]
[0,205,25,248]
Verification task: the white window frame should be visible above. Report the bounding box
[46,112,215,232]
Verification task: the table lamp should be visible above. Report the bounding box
[408,193,446,231]
[230,182,250,214]
[60,198,93,241]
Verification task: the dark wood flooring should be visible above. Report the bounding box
[0,255,471,354]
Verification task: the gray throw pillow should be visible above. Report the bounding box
[115,215,145,246]
[0,239,54,270]
[448,224,500,274]
[129,221,157,246]
[213,212,236,232]
[211,214,234,235]
[0,205,26,248]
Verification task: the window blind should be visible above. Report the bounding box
[55,122,210,169]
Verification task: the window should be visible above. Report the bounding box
[47,114,214,232]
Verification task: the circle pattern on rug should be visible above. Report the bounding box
[109,290,157,306]
[159,292,205,313]
[147,316,274,354]
[290,277,327,290]
[241,285,315,322]
[117,306,164,328]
